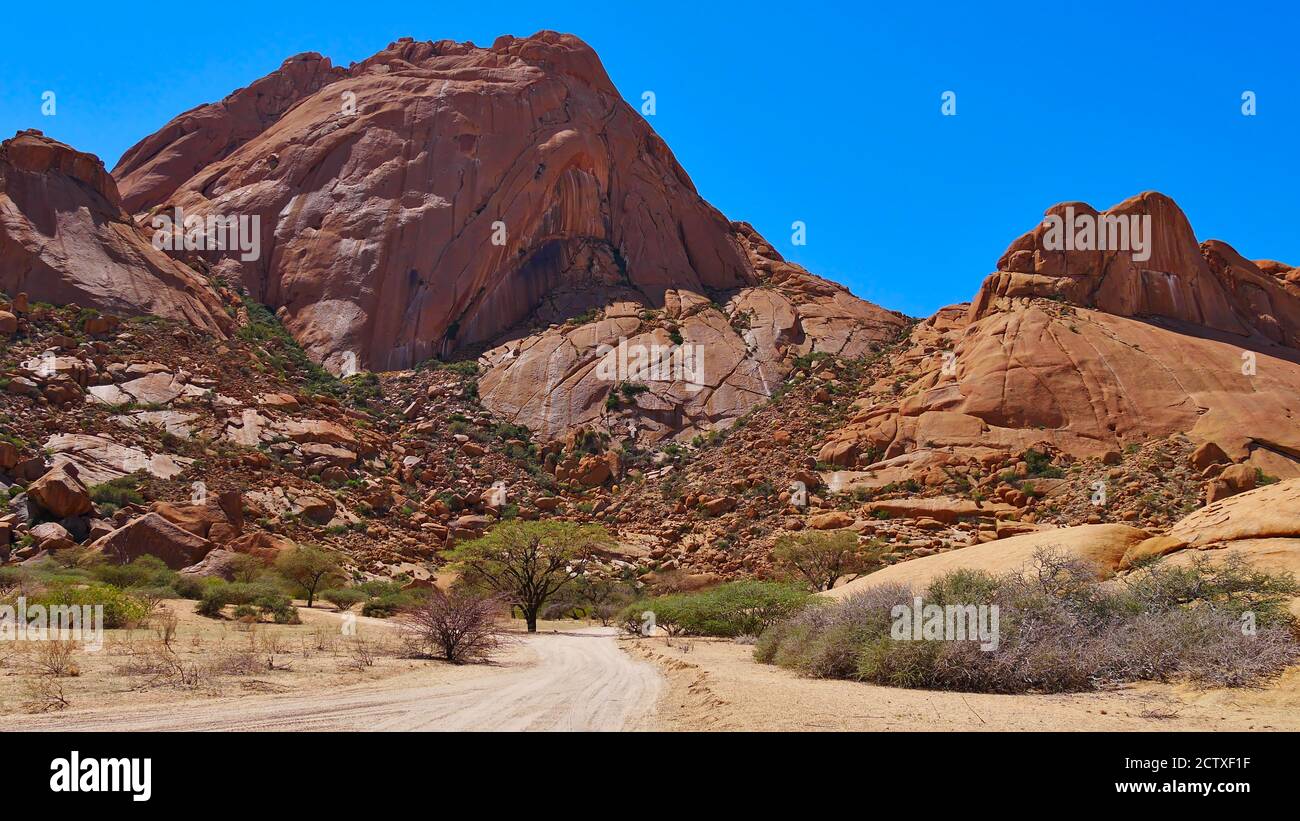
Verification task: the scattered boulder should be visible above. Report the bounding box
[87,513,214,569]
[26,463,92,518]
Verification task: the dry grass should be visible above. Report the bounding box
[0,599,420,717]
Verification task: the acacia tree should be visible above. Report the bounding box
[772,531,885,592]
[451,521,614,632]
[276,545,344,608]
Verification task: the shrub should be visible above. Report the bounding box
[88,555,177,591]
[29,583,152,629]
[322,588,366,612]
[87,475,145,509]
[628,581,811,638]
[398,587,506,663]
[755,550,1300,693]
[361,591,421,618]
[195,580,299,623]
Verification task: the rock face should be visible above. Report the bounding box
[0,130,232,334]
[819,193,1300,479]
[975,192,1300,346]
[114,31,905,441]
[825,524,1152,599]
[479,226,906,439]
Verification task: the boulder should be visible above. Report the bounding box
[87,513,214,569]
[1189,442,1230,470]
[26,463,92,518]
[178,548,245,580]
[807,510,855,530]
[0,440,18,471]
[30,521,75,551]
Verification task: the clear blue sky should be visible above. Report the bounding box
[2,0,1296,318]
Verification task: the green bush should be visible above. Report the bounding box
[322,588,366,612]
[29,583,152,629]
[625,581,811,638]
[88,555,177,591]
[87,475,145,509]
[196,580,298,622]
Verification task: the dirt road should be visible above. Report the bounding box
[2,627,661,732]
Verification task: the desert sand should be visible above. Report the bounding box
[631,637,1300,732]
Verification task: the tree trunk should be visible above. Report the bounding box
[525,609,538,633]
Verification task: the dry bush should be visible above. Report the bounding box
[26,639,81,678]
[756,550,1300,694]
[343,637,376,671]
[397,587,507,664]
[152,610,179,647]
[22,675,70,713]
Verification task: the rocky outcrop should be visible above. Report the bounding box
[116,32,904,432]
[0,130,232,334]
[825,524,1152,599]
[818,193,1300,480]
[479,229,905,440]
[974,192,1300,347]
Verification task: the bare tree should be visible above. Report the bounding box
[399,587,507,663]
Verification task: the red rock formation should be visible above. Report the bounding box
[0,130,232,334]
[973,191,1300,346]
[118,32,903,383]
[819,192,1300,480]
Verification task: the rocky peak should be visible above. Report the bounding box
[2,129,122,207]
[114,30,871,388]
[972,191,1300,347]
[0,131,233,334]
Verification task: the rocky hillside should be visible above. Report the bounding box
[4,32,1300,595]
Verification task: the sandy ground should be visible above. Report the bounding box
[2,617,660,731]
[9,596,1296,732]
[631,637,1300,731]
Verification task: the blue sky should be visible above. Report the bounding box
[2,0,1296,318]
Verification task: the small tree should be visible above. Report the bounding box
[399,587,506,663]
[451,521,614,632]
[322,588,365,612]
[773,531,884,592]
[276,545,344,608]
